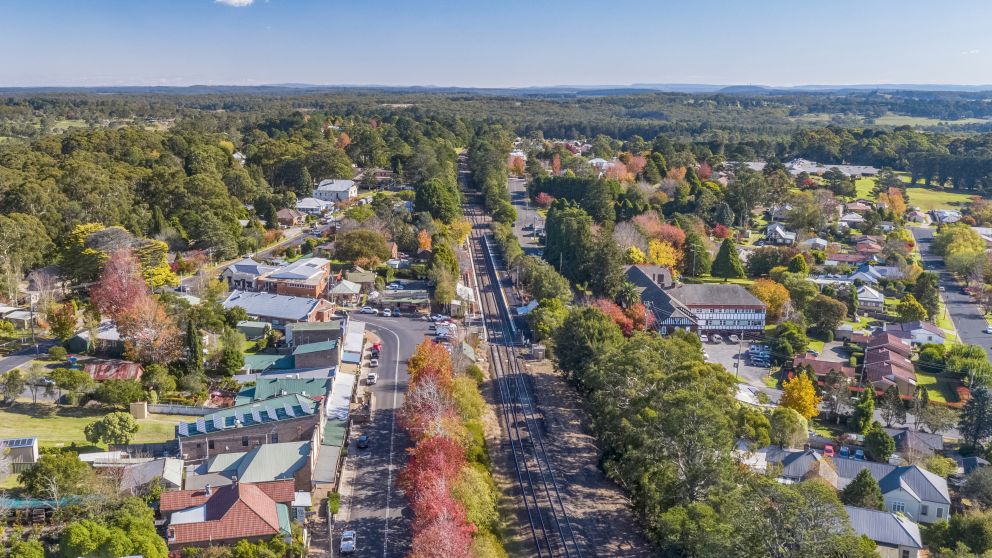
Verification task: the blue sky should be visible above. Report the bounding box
[1,0,990,87]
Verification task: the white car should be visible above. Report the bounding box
[387,283,404,290]
[370,358,380,367]
[340,530,356,555]
[367,372,378,385]
[360,306,379,315]
[986,327,992,334]
[382,308,392,317]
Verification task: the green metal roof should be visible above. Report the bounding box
[243,354,295,371]
[287,320,344,332]
[205,441,311,484]
[178,394,319,437]
[292,340,338,355]
[276,503,291,535]
[235,377,333,405]
[322,419,347,447]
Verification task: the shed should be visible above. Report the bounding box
[236,320,272,341]
[85,360,144,382]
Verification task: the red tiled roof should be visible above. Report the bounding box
[163,480,294,547]
[792,356,856,379]
[84,360,143,381]
[866,334,913,357]
[825,252,868,263]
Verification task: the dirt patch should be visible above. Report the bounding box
[524,357,655,557]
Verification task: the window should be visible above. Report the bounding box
[242,436,249,447]
[921,505,928,516]
[901,551,909,558]
[208,440,215,450]
[270,432,279,443]
[660,326,668,334]
[891,501,905,513]
[937,507,945,518]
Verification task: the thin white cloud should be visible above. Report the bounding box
[215,0,254,7]
[962,49,981,55]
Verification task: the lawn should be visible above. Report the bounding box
[697,275,755,286]
[854,177,877,200]
[915,371,959,404]
[0,404,184,450]
[906,187,973,211]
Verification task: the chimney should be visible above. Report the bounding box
[204,484,212,496]
[232,475,238,485]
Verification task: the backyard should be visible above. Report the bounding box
[0,403,183,449]
[915,371,960,405]
[906,187,973,211]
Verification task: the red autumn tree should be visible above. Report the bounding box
[409,513,474,558]
[712,224,731,239]
[657,224,687,248]
[592,299,634,336]
[625,155,647,176]
[90,249,149,320]
[402,435,466,496]
[605,163,632,182]
[534,192,555,208]
[632,212,665,239]
[624,303,655,332]
[698,161,713,180]
[551,153,561,175]
[116,296,183,363]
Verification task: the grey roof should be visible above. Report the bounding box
[844,506,923,549]
[187,441,311,487]
[329,279,361,295]
[833,457,950,505]
[222,290,322,322]
[177,394,319,438]
[266,258,329,281]
[961,456,990,475]
[666,284,766,308]
[315,179,355,192]
[766,224,797,241]
[286,320,343,333]
[227,257,278,278]
[857,285,884,303]
[884,427,944,455]
[624,266,695,325]
[121,457,184,491]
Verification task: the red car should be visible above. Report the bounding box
[372,343,382,351]
[823,445,835,458]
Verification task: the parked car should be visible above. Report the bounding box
[392,309,402,318]
[382,309,392,317]
[387,283,404,290]
[360,306,379,315]
[431,314,451,322]
[728,334,740,343]
[823,445,834,458]
[370,348,380,358]
[986,327,992,334]
[711,334,722,343]
[854,448,865,460]
[340,530,357,554]
[370,358,379,368]
[367,372,378,385]
[839,446,850,458]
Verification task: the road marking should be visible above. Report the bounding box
[366,321,403,558]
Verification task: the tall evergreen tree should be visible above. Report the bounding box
[841,469,884,510]
[712,238,745,280]
[852,389,875,434]
[682,230,712,277]
[787,253,810,275]
[960,383,992,447]
[913,272,942,320]
[185,320,203,376]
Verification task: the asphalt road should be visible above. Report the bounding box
[0,338,58,374]
[507,177,544,256]
[335,314,431,558]
[911,226,992,359]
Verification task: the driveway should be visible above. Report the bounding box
[703,337,780,399]
[911,226,991,359]
[507,177,544,256]
[334,314,431,558]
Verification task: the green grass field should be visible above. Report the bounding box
[873,114,992,127]
[854,177,876,199]
[0,404,184,449]
[906,187,972,211]
[915,371,960,404]
[696,276,755,286]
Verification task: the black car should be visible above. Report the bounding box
[357,434,370,449]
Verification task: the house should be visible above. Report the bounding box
[292,340,340,369]
[66,320,124,355]
[222,291,335,329]
[791,355,856,381]
[884,321,946,345]
[0,437,38,478]
[220,257,278,291]
[84,360,144,382]
[845,201,873,213]
[588,157,610,170]
[857,285,885,313]
[275,208,306,227]
[764,223,797,245]
[835,323,871,345]
[184,441,315,493]
[2,310,36,329]
[313,179,357,202]
[285,320,344,347]
[906,210,931,224]
[844,506,923,558]
[931,209,962,224]
[175,393,323,462]
[343,267,377,292]
[235,377,333,406]
[864,334,917,395]
[884,427,944,458]
[257,257,331,298]
[295,197,332,215]
[849,264,905,284]
[759,450,950,524]
[378,288,431,314]
[867,333,913,358]
[161,479,295,549]
[856,239,883,255]
[625,265,766,335]
[327,279,362,305]
[236,320,272,341]
[840,212,866,227]
[824,252,869,267]
[799,237,829,251]
[341,321,366,364]
[120,457,184,495]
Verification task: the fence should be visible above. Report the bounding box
[148,403,212,416]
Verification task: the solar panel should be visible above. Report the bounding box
[212,416,225,431]
[251,409,262,424]
[195,417,207,434]
[265,407,278,421]
[283,403,296,418]
[177,423,189,436]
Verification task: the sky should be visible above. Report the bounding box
[1,0,991,88]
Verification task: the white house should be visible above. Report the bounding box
[840,212,866,227]
[313,179,357,202]
[799,237,829,251]
[884,321,946,345]
[296,197,333,215]
[856,285,885,312]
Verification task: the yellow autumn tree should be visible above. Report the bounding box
[625,246,647,264]
[878,187,906,218]
[417,229,433,252]
[747,279,791,322]
[647,240,681,270]
[449,218,472,247]
[779,374,822,420]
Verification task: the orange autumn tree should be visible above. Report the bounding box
[508,156,525,176]
[408,339,454,388]
[335,131,351,149]
[879,187,907,219]
[551,153,561,175]
[418,229,433,252]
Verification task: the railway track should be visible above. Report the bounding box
[464,199,582,558]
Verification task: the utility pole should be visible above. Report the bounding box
[29,292,38,355]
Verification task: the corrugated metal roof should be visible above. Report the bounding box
[844,506,922,549]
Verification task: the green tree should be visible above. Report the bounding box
[19,450,91,497]
[960,383,992,447]
[333,229,390,264]
[864,423,896,462]
[896,293,928,322]
[711,238,745,280]
[554,306,624,384]
[415,177,461,223]
[8,540,44,558]
[0,368,26,401]
[769,407,809,448]
[185,320,203,376]
[851,389,876,434]
[85,411,140,445]
[543,201,593,284]
[878,385,907,427]
[787,254,809,275]
[587,234,626,299]
[428,240,459,278]
[95,379,145,408]
[840,469,884,510]
[964,467,992,509]
[913,272,942,320]
[766,322,810,363]
[528,298,569,342]
[682,230,712,277]
[50,367,94,405]
[46,300,78,341]
[807,294,848,335]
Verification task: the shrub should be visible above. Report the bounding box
[47,346,68,361]
[328,492,341,515]
[465,364,484,384]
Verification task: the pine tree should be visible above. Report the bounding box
[682,231,712,277]
[712,238,745,281]
[960,383,992,447]
[879,385,907,427]
[852,389,876,434]
[151,206,167,236]
[787,253,810,275]
[185,320,203,376]
[841,469,884,510]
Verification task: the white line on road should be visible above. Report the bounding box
[369,322,403,558]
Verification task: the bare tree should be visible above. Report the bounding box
[612,221,648,252]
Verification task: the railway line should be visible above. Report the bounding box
[464,199,582,558]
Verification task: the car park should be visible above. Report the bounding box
[360,306,379,315]
[340,530,357,554]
